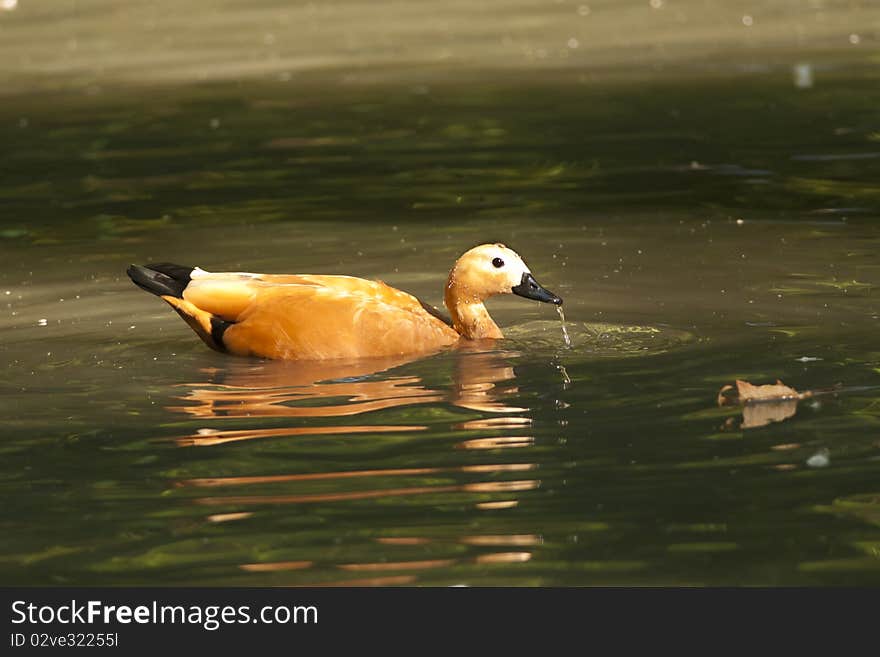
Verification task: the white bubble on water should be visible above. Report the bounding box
[742,15,754,26]
[806,449,830,468]
[793,63,814,88]
[1,0,18,11]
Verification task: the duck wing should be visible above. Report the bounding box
[183,271,436,321]
[129,265,458,359]
[220,282,457,359]
[181,270,458,359]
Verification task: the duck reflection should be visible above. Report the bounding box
[169,346,547,584]
[169,346,529,446]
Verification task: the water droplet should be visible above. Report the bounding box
[37,318,47,326]
[742,14,754,26]
[567,37,579,49]
[1,0,18,11]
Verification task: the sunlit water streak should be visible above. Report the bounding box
[556,306,572,349]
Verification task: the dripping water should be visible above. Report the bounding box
[557,363,571,389]
[556,305,572,348]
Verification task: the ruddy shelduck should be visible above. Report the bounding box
[127,243,562,360]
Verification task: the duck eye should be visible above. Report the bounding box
[492,257,505,268]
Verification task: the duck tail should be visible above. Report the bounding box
[126,263,194,298]
[127,263,230,353]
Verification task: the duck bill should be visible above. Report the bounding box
[511,272,563,305]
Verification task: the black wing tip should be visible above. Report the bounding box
[127,263,193,298]
[145,263,194,286]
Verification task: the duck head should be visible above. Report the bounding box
[445,243,562,339]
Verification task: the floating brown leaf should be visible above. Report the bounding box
[717,379,811,406]
[718,379,814,430]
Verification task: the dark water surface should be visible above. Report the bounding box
[2,5,880,585]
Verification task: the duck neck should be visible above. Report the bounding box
[445,287,504,340]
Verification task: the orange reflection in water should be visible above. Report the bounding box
[375,537,433,546]
[456,416,532,430]
[240,561,313,572]
[179,462,535,489]
[170,348,541,517]
[335,550,533,573]
[374,534,541,547]
[456,436,535,450]
[461,534,542,546]
[176,424,425,447]
[474,552,532,564]
[338,559,456,572]
[177,375,443,419]
[475,500,519,510]
[318,575,418,587]
[191,478,539,507]
[450,350,525,413]
[206,512,253,523]
[244,549,535,578]
[167,348,528,447]
[166,347,546,584]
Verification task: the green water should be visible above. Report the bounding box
[2,1,880,585]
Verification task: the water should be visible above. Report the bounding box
[2,1,880,586]
[556,306,572,349]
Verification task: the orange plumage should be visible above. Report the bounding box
[127,244,561,360]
